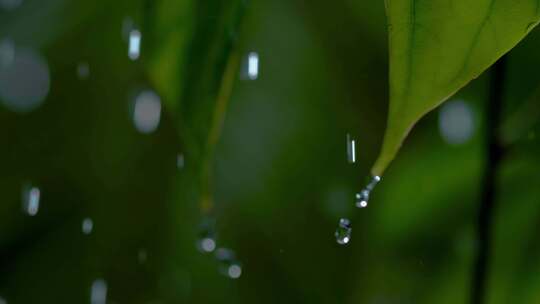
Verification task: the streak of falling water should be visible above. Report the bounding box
[215,248,242,279]
[346,134,356,163]
[128,29,141,61]
[355,175,381,208]
[82,218,93,235]
[335,218,351,245]
[241,52,259,80]
[22,184,40,216]
[90,279,107,304]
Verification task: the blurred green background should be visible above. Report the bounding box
[1,0,540,303]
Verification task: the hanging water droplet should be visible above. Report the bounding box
[335,218,351,245]
[346,134,356,163]
[128,29,141,61]
[131,90,161,134]
[90,279,107,304]
[355,175,381,208]
[241,52,259,80]
[215,248,242,279]
[77,62,90,79]
[0,47,50,113]
[82,217,94,235]
[196,221,216,254]
[22,184,40,216]
[138,248,148,264]
[177,153,185,169]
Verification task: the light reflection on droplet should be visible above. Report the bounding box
[132,90,161,134]
[0,39,15,68]
[241,52,259,80]
[335,218,351,245]
[77,62,90,79]
[346,134,356,163]
[90,279,107,304]
[22,185,40,216]
[215,248,242,279]
[438,100,475,145]
[355,175,381,209]
[128,29,141,61]
[0,0,22,11]
[0,47,50,113]
[82,218,93,235]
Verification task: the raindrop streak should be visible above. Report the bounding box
[215,248,242,279]
[241,52,259,80]
[82,218,93,235]
[335,218,352,245]
[0,47,50,113]
[346,134,356,163]
[355,175,381,208]
[438,100,475,145]
[22,185,40,216]
[128,29,141,61]
[77,62,90,79]
[132,90,161,134]
[90,279,107,304]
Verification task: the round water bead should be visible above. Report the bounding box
[196,220,217,254]
[335,218,352,245]
[215,248,242,279]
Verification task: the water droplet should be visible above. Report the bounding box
[22,184,40,216]
[138,248,148,264]
[215,248,242,279]
[346,134,356,163]
[241,52,259,80]
[196,222,216,253]
[438,100,475,145]
[355,175,381,208]
[128,29,141,61]
[132,90,161,134]
[0,47,50,113]
[82,218,93,235]
[0,0,22,11]
[90,279,107,304]
[335,218,351,245]
[77,62,90,79]
[0,39,15,68]
[177,153,185,169]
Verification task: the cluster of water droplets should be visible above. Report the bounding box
[334,134,382,246]
[196,219,242,279]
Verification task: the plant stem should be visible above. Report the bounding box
[470,56,507,304]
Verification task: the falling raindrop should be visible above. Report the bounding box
[22,184,40,216]
[128,29,141,61]
[335,218,352,245]
[241,52,259,80]
[77,62,90,79]
[215,248,242,279]
[438,100,475,145]
[196,221,216,254]
[354,175,381,208]
[177,153,185,169]
[0,39,15,68]
[131,90,161,134]
[82,218,94,235]
[0,0,22,11]
[0,47,50,113]
[138,248,148,264]
[346,134,356,163]
[90,279,107,304]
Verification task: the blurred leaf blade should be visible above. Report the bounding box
[372,0,540,175]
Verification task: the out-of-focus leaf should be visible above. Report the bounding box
[372,0,540,175]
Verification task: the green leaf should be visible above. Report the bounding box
[372,0,540,175]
